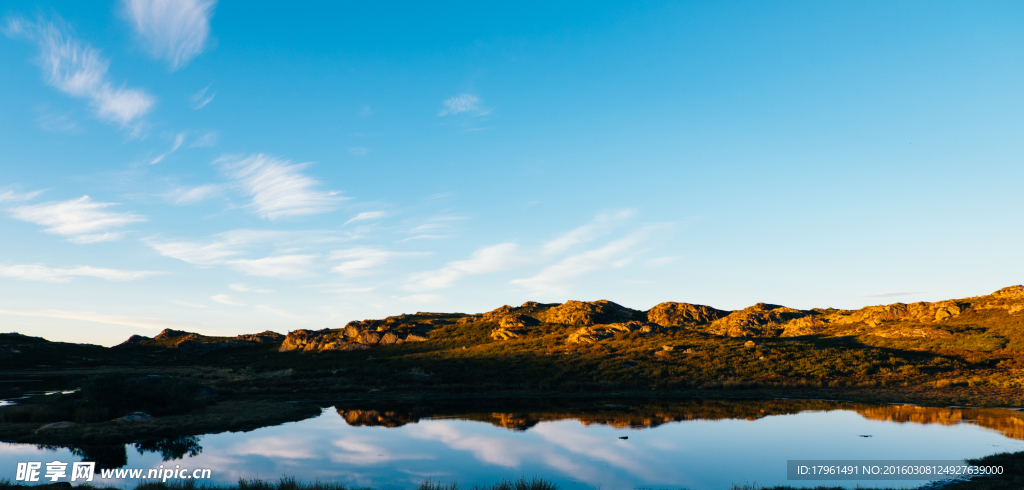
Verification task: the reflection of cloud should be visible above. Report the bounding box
[532,424,650,476]
[229,436,317,459]
[330,438,432,465]
[411,422,527,468]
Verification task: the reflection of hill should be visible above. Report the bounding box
[337,399,1024,439]
[854,405,1024,440]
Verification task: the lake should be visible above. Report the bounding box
[2,399,1023,489]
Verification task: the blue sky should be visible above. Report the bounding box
[2,1,1023,346]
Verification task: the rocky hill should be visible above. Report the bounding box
[270,285,1024,353]
[115,329,284,359]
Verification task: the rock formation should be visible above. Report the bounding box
[647,302,729,326]
[114,328,286,358]
[708,303,810,337]
[539,300,643,325]
[567,321,665,343]
[280,315,436,352]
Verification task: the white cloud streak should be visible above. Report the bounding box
[123,0,216,70]
[211,294,244,306]
[146,230,323,278]
[150,132,185,164]
[220,154,345,220]
[344,211,385,225]
[10,196,145,243]
[542,209,636,255]
[146,237,240,265]
[512,227,660,294]
[0,308,182,330]
[254,304,300,319]
[438,93,490,116]
[5,17,155,125]
[0,264,158,283]
[229,283,273,293]
[405,242,522,291]
[229,254,318,278]
[167,184,221,204]
[191,86,215,109]
[189,130,217,147]
[330,248,425,277]
[0,189,43,203]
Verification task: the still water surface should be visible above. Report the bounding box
[2,399,1023,489]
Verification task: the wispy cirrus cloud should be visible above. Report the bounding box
[542,209,635,255]
[191,86,215,109]
[0,308,183,331]
[254,304,300,319]
[10,196,145,243]
[0,263,158,283]
[220,154,346,220]
[331,247,426,277]
[166,184,221,204]
[438,93,490,116]
[211,294,244,306]
[229,283,273,293]
[229,254,318,278]
[344,211,386,225]
[150,132,186,164]
[146,236,241,265]
[405,243,523,291]
[512,226,664,294]
[4,17,155,126]
[864,291,925,298]
[146,229,332,278]
[122,0,216,70]
[0,189,44,203]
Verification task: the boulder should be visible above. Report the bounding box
[647,302,729,326]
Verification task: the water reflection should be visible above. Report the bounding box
[34,436,202,470]
[3,399,1024,489]
[337,398,1024,438]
